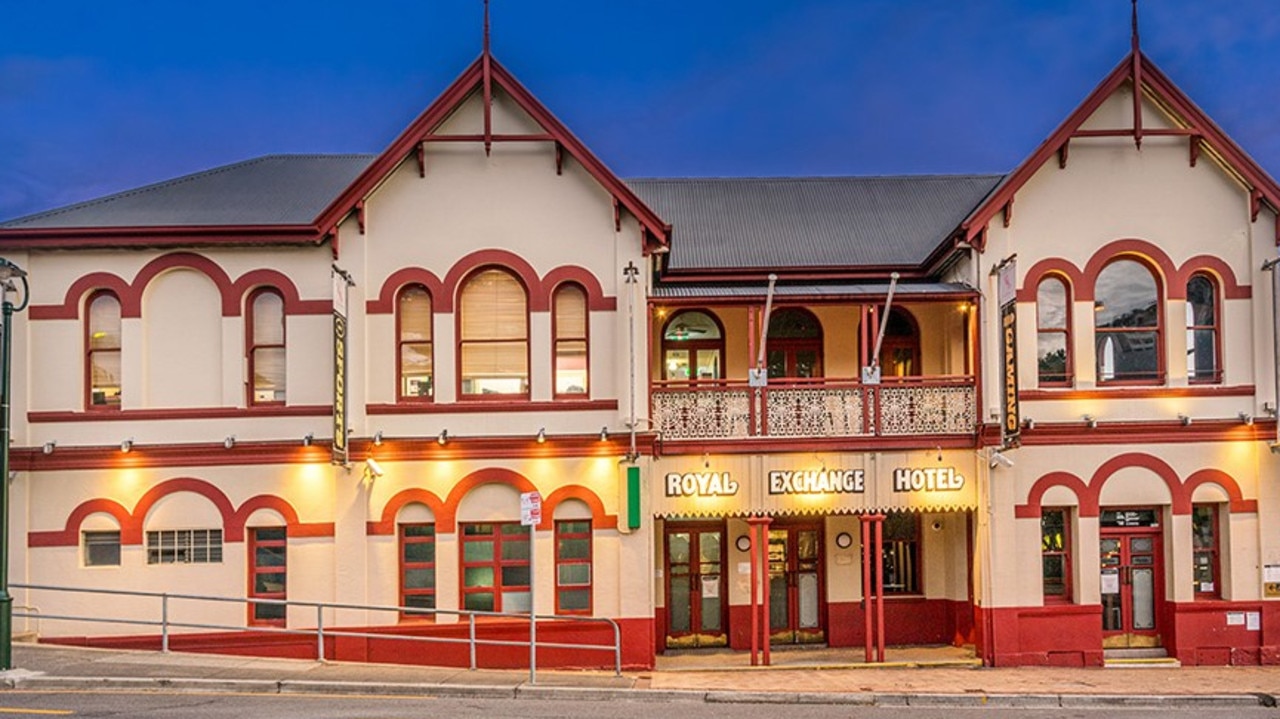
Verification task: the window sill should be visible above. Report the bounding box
[1020,384,1255,401]
[30,405,333,422]
[369,399,618,414]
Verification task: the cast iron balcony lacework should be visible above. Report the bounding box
[650,376,976,440]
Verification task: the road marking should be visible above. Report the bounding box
[0,709,75,716]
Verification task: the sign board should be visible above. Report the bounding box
[331,266,352,466]
[748,368,768,387]
[520,491,542,526]
[997,258,1020,447]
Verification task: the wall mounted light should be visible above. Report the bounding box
[373,430,383,447]
[536,428,546,444]
[702,452,710,469]
[120,438,134,453]
[364,457,384,478]
[1083,414,1098,429]
[41,441,55,455]
[302,433,314,447]
[989,450,1014,469]
[599,426,609,442]
[1178,413,1192,427]
[223,435,236,450]
[437,429,448,446]
[735,535,752,552]
[835,532,854,549]
[935,446,943,463]
[1022,417,1035,430]
[1240,411,1254,426]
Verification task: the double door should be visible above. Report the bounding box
[768,524,825,644]
[1100,529,1162,648]
[665,527,726,648]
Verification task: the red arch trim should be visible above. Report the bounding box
[366,488,447,536]
[439,467,540,533]
[1089,452,1185,513]
[443,249,546,312]
[1016,260,1085,303]
[539,484,617,531]
[542,267,616,312]
[233,494,336,539]
[131,477,241,541]
[1183,469,1258,514]
[1016,241,1251,303]
[366,268,448,314]
[1180,256,1251,300]
[28,499,133,547]
[30,253,320,320]
[1015,472,1094,518]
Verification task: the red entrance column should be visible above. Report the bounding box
[860,513,886,663]
[747,515,774,666]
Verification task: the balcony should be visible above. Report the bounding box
[651,376,977,441]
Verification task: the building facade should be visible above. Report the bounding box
[2,34,1279,668]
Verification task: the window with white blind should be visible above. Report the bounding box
[397,284,433,400]
[553,284,588,396]
[248,288,286,404]
[459,269,528,397]
[87,290,122,409]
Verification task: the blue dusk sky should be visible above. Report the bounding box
[2,1,1279,222]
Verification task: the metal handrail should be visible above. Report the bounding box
[11,582,622,681]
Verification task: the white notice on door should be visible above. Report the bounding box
[1227,612,1245,626]
[701,575,720,599]
[1100,572,1120,595]
[1247,612,1261,631]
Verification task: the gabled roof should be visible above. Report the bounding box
[961,50,1280,245]
[314,54,671,252]
[629,175,1002,277]
[0,155,374,230]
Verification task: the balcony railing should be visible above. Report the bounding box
[651,376,976,441]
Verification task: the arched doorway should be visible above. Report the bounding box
[766,308,823,379]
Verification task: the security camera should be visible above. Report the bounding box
[989,451,1014,469]
[365,457,384,478]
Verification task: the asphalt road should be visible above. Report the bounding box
[0,691,1275,718]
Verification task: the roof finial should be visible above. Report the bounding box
[1131,0,1139,52]
[483,0,491,56]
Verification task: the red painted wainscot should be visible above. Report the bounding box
[42,617,657,671]
[1163,601,1280,666]
[974,604,1104,667]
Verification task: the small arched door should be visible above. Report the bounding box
[878,308,921,377]
[766,308,823,379]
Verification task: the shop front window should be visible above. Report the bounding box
[1192,504,1219,598]
[1041,508,1071,602]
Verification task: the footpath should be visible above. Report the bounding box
[2,643,1279,708]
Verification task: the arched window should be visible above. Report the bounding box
[1186,274,1220,384]
[247,288,286,404]
[553,283,589,396]
[878,308,920,377]
[1094,259,1161,383]
[662,310,724,381]
[86,290,122,409]
[766,308,823,378]
[397,284,433,400]
[1036,276,1072,386]
[459,268,529,397]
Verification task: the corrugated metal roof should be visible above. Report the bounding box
[626,175,1004,271]
[651,282,973,299]
[0,154,376,229]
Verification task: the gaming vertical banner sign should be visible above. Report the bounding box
[332,266,353,465]
[996,258,1020,447]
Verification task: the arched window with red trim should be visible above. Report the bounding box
[878,308,920,378]
[553,283,588,397]
[458,268,529,398]
[86,290,123,409]
[247,288,286,405]
[766,307,824,378]
[1094,259,1162,384]
[1185,274,1221,384]
[1036,276,1072,386]
[662,310,724,381]
[397,284,433,400]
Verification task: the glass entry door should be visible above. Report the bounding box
[1100,531,1162,648]
[767,525,825,644]
[665,526,726,648]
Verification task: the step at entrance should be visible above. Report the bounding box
[1103,648,1180,667]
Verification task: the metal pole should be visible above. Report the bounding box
[870,272,901,368]
[161,594,170,653]
[529,537,537,685]
[624,261,639,461]
[874,516,885,663]
[761,517,772,667]
[749,522,758,666]
[469,613,477,670]
[316,605,324,661]
[1265,258,1280,448]
[0,294,11,669]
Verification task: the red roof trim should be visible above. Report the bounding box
[962,51,1280,245]
[314,55,669,251]
[0,224,322,249]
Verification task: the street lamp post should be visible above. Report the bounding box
[0,258,29,670]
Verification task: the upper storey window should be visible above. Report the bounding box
[878,308,920,377]
[459,269,529,397]
[1185,275,1221,384]
[1094,259,1161,384]
[553,284,588,397]
[397,284,434,400]
[86,290,122,409]
[766,308,823,379]
[1036,277,1072,386]
[662,310,723,381]
[248,288,286,404]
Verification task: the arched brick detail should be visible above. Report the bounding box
[230,269,329,316]
[542,267,616,312]
[1089,452,1186,514]
[1016,472,1094,518]
[131,477,241,541]
[1016,259,1085,303]
[367,268,447,314]
[30,273,133,320]
[1178,256,1251,300]
[440,467,539,533]
[232,494,335,539]
[130,252,235,317]
[366,488,447,535]
[443,249,545,312]
[28,498,133,547]
[1081,239,1180,299]
[539,484,617,531]
[1184,469,1258,514]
